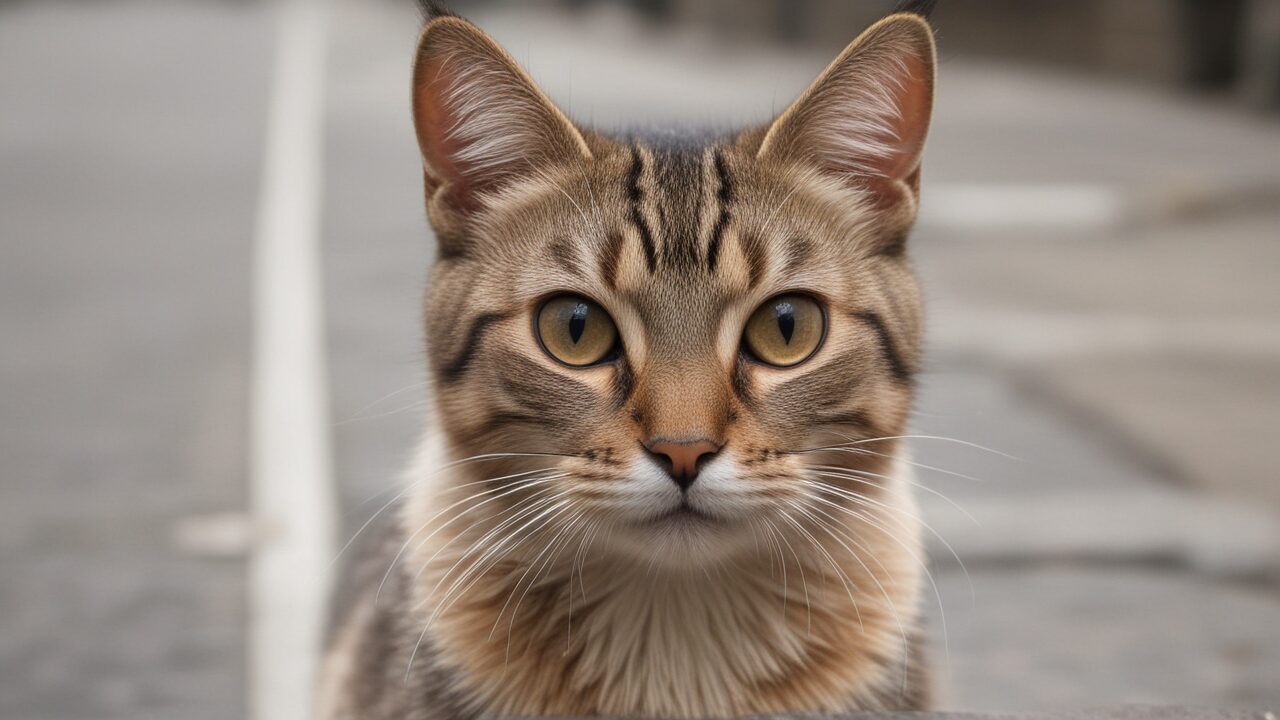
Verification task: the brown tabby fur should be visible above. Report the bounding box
[320,7,938,719]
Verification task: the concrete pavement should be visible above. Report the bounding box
[0,2,271,718]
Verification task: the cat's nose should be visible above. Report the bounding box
[644,439,722,491]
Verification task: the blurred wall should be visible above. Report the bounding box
[530,0,1280,108]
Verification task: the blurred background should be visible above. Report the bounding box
[2,0,1278,718]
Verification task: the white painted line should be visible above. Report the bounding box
[173,512,254,558]
[249,0,336,718]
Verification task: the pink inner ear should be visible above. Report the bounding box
[878,52,931,183]
[413,55,479,212]
[827,46,931,210]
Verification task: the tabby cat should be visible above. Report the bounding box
[320,3,937,717]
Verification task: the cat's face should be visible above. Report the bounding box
[412,13,934,566]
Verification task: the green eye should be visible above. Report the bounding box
[536,295,618,367]
[744,294,825,367]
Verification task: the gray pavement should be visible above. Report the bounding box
[2,1,1278,718]
[1,2,271,718]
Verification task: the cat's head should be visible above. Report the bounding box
[411,10,935,566]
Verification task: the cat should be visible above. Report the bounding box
[319,2,937,718]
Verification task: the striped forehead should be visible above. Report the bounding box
[601,143,757,297]
[596,143,736,349]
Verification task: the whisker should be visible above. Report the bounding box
[757,184,802,240]
[786,498,912,678]
[804,473,971,593]
[337,452,576,568]
[802,444,989,485]
[769,512,813,635]
[501,508,585,662]
[799,481,955,666]
[759,518,789,615]
[422,495,572,620]
[376,472,567,605]
[772,509,862,631]
[405,496,579,680]
[408,488,561,588]
[338,381,429,424]
[566,516,602,652]
[334,398,430,426]
[808,463,979,525]
[339,465,556,576]
[425,497,580,624]
[805,432,1018,460]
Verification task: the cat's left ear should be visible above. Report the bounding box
[758,13,936,213]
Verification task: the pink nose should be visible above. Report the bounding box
[645,439,721,490]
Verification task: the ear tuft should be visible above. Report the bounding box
[411,16,590,218]
[414,1,456,22]
[758,13,936,209]
[893,0,938,21]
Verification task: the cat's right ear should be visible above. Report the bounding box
[411,16,591,234]
[757,13,935,217]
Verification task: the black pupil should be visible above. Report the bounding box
[776,301,796,344]
[568,302,589,344]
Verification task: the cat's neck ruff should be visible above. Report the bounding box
[400,432,927,718]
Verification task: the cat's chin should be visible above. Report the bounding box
[601,507,757,570]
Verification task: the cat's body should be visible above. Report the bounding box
[321,5,938,718]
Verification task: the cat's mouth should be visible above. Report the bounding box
[644,499,722,527]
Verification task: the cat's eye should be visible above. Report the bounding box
[743,294,825,367]
[536,295,619,367]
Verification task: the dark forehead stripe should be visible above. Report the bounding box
[872,267,908,332]
[879,230,909,258]
[731,357,757,409]
[439,312,510,383]
[739,233,767,289]
[652,147,704,268]
[610,359,635,410]
[597,230,624,289]
[626,146,658,274]
[706,149,734,272]
[853,310,914,384]
[783,236,815,274]
[547,236,583,278]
